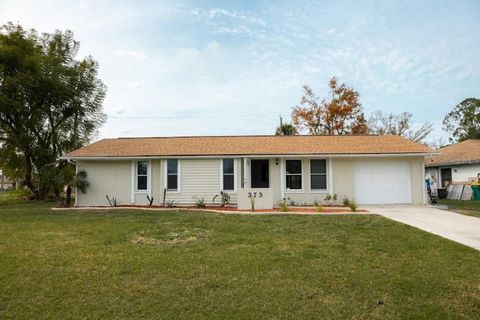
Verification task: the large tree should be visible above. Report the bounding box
[291,77,368,135]
[443,98,480,142]
[368,110,433,143]
[0,23,106,197]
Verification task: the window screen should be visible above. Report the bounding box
[223,159,235,190]
[310,159,327,190]
[286,160,302,190]
[137,160,148,191]
[167,159,178,191]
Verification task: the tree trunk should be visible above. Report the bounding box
[23,154,36,194]
[53,186,61,198]
[66,185,72,207]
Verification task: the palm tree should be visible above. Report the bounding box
[65,170,89,207]
[275,123,298,135]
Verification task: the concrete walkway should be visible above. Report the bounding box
[365,205,480,250]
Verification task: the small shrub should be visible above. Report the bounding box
[347,199,357,212]
[195,198,206,208]
[325,193,338,205]
[165,200,176,208]
[278,199,289,212]
[106,195,118,207]
[315,204,324,212]
[147,195,154,206]
[343,196,350,206]
[162,188,167,206]
[213,191,230,207]
[313,199,320,207]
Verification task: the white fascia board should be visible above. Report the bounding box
[61,152,438,161]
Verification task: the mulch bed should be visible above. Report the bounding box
[66,204,367,213]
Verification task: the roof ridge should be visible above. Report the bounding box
[115,134,388,139]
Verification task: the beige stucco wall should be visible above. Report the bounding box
[77,160,131,206]
[271,156,425,206]
[279,158,333,205]
[76,156,425,207]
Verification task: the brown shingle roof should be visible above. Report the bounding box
[63,135,434,158]
[426,139,480,167]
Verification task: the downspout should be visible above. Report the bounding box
[66,158,78,207]
[422,161,426,205]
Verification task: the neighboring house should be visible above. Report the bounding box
[61,135,434,208]
[426,139,480,188]
[0,169,17,191]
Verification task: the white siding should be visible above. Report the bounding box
[160,158,240,205]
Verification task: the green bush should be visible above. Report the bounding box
[347,199,357,212]
[195,198,206,208]
[278,199,290,212]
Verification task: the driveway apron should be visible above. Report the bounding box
[364,205,480,250]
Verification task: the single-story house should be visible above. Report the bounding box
[426,139,480,188]
[0,169,17,191]
[61,135,434,209]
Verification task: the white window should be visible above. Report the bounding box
[166,159,179,191]
[222,159,235,191]
[136,160,148,192]
[286,160,302,190]
[310,159,327,190]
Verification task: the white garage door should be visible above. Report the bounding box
[354,160,412,204]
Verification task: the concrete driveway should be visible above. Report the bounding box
[364,205,480,250]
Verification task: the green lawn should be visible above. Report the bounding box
[438,199,480,218]
[0,189,35,206]
[0,204,479,319]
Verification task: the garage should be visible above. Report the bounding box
[354,160,412,204]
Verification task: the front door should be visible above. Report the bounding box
[251,159,269,188]
[441,168,452,187]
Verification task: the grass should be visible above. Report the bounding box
[438,199,480,218]
[0,203,479,319]
[0,189,28,206]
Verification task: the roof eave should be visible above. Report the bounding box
[60,152,437,161]
[426,160,480,167]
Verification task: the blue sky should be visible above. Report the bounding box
[1,0,479,142]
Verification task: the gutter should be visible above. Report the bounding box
[425,160,480,168]
[60,152,440,161]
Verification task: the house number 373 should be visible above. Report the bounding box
[247,192,263,198]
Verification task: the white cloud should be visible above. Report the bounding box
[1,0,478,144]
[113,49,147,62]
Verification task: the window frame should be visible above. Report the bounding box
[135,160,149,193]
[309,159,328,192]
[165,159,181,193]
[220,158,236,192]
[284,159,304,192]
